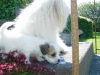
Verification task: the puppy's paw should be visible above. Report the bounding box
[25,57,31,64]
[37,57,44,61]
[2,55,7,59]
[25,59,31,64]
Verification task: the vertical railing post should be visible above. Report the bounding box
[71,0,80,75]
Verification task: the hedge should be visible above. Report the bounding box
[63,15,93,38]
[0,0,27,21]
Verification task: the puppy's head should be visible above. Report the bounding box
[40,43,66,64]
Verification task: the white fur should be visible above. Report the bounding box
[14,0,69,48]
[0,22,45,63]
[0,22,63,64]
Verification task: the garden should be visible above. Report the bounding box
[0,0,100,75]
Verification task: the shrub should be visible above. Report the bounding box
[0,0,26,21]
[63,15,93,38]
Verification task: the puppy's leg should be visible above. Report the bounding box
[24,53,31,64]
[36,56,44,61]
[2,54,7,59]
[1,49,9,59]
[36,52,45,61]
[57,37,69,52]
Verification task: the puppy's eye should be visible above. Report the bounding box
[51,53,56,57]
[60,51,64,54]
[60,50,67,56]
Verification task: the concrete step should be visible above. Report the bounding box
[40,42,94,75]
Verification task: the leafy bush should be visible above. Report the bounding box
[0,0,26,21]
[78,2,100,32]
[63,15,93,38]
[0,50,56,75]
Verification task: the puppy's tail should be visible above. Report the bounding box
[0,22,14,38]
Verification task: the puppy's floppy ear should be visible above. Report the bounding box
[40,43,50,55]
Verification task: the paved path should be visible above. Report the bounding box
[89,54,100,75]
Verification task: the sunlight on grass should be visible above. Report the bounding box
[79,32,100,54]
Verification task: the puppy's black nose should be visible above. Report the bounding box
[58,59,60,62]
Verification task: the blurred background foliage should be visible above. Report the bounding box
[0,0,33,21]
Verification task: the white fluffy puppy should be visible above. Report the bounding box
[0,22,65,64]
[14,0,69,50]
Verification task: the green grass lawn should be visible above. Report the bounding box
[79,32,100,54]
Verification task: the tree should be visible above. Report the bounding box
[78,2,100,31]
